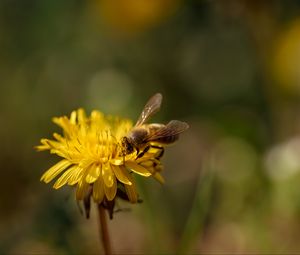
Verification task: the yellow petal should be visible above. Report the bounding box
[104,178,117,201]
[40,159,72,183]
[138,157,160,166]
[52,116,66,130]
[125,161,152,177]
[153,172,165,184]
[35,138,52,151]
[35,144,49,151]
[53,116,74,137]
[68,167,84,185]
[53,165,78,189]
[76,179,90,200]
[111,165,132,185]
[124,180,138,203]
[38,139,61,151]
[78,108,87,123]
[110,158,123,165]
[78,110,87,137]
[102,164,114,187]
[53,133,64,142]
[78,159,94,169]
[93,177,105,203]
[86,164,101,183]
[70,110,77,124]
[138,160,153,168]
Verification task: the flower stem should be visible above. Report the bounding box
[98,204,112,255]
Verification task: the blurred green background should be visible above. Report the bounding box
[2,0,300,253]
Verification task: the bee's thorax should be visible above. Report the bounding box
[127,127,149,145]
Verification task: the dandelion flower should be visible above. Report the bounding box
[37,93,189,254]
[37,108,165,209]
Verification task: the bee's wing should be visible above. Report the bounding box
[135,93,163,127]
[146,120,189,141]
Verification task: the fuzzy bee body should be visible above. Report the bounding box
[121,93,189,157]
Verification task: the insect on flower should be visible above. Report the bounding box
[121,93,189,160]
[36,93,189,219]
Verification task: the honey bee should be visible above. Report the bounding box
[121,93,189,159]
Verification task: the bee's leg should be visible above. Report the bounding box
[150,145,164,160]
[156,147,164,160]
[136,145,150,159]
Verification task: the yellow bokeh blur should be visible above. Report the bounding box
[272,18,300,94]
[93,0,181,35]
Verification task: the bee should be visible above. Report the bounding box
[121,93,189,159]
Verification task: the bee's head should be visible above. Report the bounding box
[121,136,134,155]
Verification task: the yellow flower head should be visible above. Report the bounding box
[37,108,164,205]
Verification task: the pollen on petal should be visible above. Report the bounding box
[125,161,152,177]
